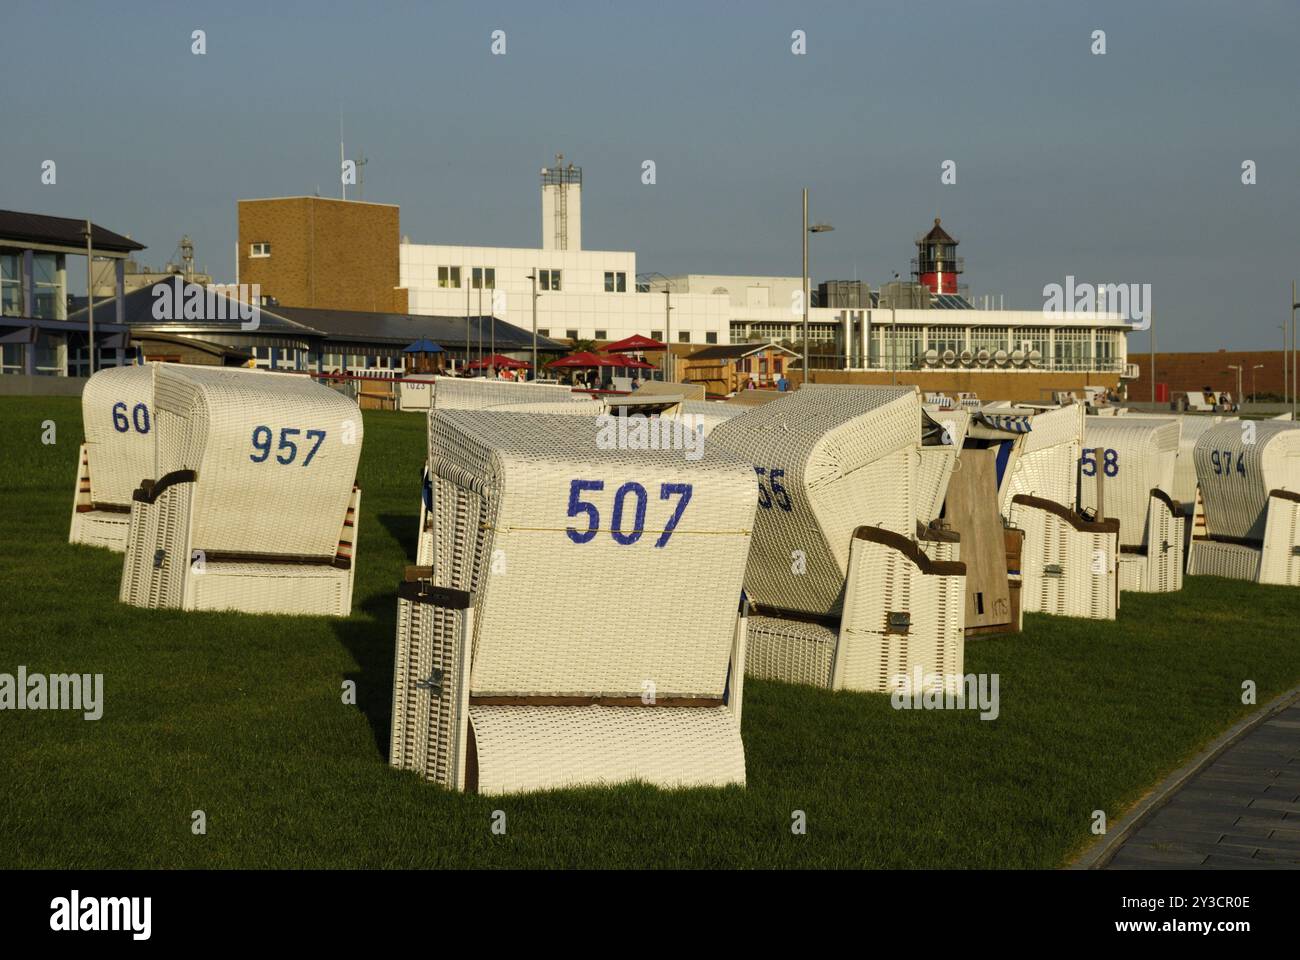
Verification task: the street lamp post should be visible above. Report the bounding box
[664,287,673,381]
[801,187,833,387]
[1252,364,1263,404]
[1228,364,1243,408]
[526,273,539,378]
[1292,281,1298,420]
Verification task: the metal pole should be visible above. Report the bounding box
[1292,280,1297,420]
[464,278,470,375]
[891,306,897,386]
[665,288,672,381]
[482,283,491,376]
[531,273,538,379]
[85,221,94,374]
[1149,308,1155,404]
[802,188,809,386]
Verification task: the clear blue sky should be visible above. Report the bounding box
[4,0,1298,350]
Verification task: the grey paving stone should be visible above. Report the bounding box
[1247,797,1300,815]
[1126,837,1261,859]
[1232,813,1290,830]
[1110,847,1208,867]
[1199,855,1291,870]
[1129,826,1227,845]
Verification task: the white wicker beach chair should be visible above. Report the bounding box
[390,410,755,794]
[707,385,966,694]
[1000,403,1120,620]
[429,376,588,410]
[70,364,156,552]
[411,379,599,566]
[1187,420,1300,586]
[119,365,363,616]
[1082,416,1184,593]
[678,399,746,438]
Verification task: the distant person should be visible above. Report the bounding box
[777,374,788,392]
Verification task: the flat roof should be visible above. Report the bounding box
[238,196,399,208]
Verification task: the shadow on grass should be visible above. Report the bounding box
[378,511,418,565]
[333,576,403,763]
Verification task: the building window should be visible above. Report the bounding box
[566,329,579,341]
[706,332,718,344]
[1095,329,1121,371]
[34,332,61,374]
[472,267,495,290]
[651,330,663,341]
[927,328,964,356]
[250,242,271,258]
[539,269,562,292]
[1052,329,1092,371]
[880,325,923,369]
[1,342,24,372]
[1013,328,1050,365]
[594,330,607,341]
[971,326,1008,360]
[678,331,691,343]
[537,328,550,338]
[0,253,21,317]
[438,266,462,289]
[604,271,626,293]
[33,253,63,320]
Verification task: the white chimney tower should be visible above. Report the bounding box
[541,153,582,251]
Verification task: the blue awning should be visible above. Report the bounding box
[403,338,444,353]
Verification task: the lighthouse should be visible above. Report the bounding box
[912,218,962,295]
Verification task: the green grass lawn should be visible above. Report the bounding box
[1,395,1297,869]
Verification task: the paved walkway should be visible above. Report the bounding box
[1105,704,1300,869]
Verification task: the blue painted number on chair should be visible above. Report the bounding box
[250,426,327,465]
[566,479,693,547]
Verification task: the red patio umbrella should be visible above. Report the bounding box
[466,354,531,370]
[604,334,667,353]
[618,357,656,370]
[546,351,607,368]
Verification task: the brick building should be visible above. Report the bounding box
[237,197,407,313]
[1128,349,1289,401]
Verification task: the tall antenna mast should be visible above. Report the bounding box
[339,109,346,201]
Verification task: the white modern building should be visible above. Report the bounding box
[400,157,731,347]
[399,157,1136,382]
